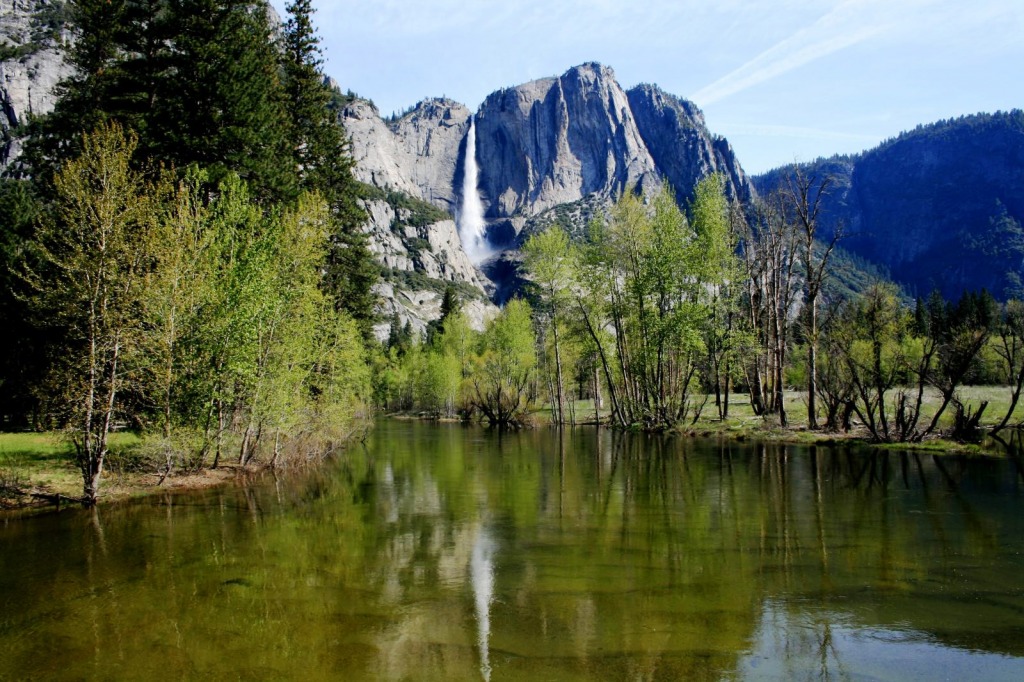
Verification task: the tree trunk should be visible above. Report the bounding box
[552,317,565,427]
[807,297,819,429]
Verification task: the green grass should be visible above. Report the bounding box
[0,432,142,502]
[530,385,1024,453]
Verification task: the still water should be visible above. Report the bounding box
[3,421,1024,680]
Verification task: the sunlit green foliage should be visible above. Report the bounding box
[21,124,369,503]
[471,299,536,426]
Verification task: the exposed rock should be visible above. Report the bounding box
[362,197,491,291]
[626,83,755,204]
[474,63,661,219]
[346,63,758,306]
[343,97,471,213]
[360,196,497,339]
[0,0,73,168]
[372,282,496,341]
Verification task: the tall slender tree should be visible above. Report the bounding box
[786,168,840,430]
[26,124,159,505]
[281,0,377,336]
[162,0,295,201]
[523,226,575,425]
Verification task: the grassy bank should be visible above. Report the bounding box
[0,432,236,512]
[7,385,1024,511]
[532,385,1024,453]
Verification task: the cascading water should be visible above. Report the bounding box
[458,116,491,264]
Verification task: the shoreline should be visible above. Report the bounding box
[386,409,1004,455]
[1,466,245,518]
[1,417,1011,516]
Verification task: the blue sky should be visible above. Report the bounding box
[270,0,1023,175]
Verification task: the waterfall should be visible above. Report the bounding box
[458,117,491,264]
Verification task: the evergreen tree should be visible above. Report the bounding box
[21,0,132,181]
[281,0,378,337]
[26,0,296,203]
[0,180,47,426]
[426,284,462,342]
[161,0,295,201]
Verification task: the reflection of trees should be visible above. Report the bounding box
[3,422,1024,679]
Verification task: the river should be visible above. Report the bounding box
[3,421,1024,680]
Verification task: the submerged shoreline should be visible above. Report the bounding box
[1,413,1013,515]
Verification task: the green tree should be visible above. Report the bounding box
[583,184,706,429]
[523,226,575,425]
[690,174,744,420]
[838,283,909,442]
[281,0,377,335]
[472,299,537,427]
[161,0,295,201]
[25,124,158,505]
[140,170,210,444]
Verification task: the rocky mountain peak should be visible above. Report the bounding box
[343,95,471,212]
[625,82,754,204]
[474,62,661,219]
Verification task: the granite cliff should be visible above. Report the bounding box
[0,0,73,168]
[342,64,755,293]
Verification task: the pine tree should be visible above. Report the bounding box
[22,0,131,181]
[281,0,378,338]
[26,0,297,203]
[161,0,295,201]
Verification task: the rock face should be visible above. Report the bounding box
[626,83,753,204]
[0,0,73,168]
[358,192,496,340]
[343,97,471,214]
[474,63,661,218]
[344,63,755,251]
[361,198,491,291]
[472,64,755,225]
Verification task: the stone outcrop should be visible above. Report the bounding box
[360,196,496,339]
[342,97,471,214]
[474,63,661,218]
[626,83,754,204]
[334,64,759,321]
[470,64,755,225]
[342,64,756,254]
[1,0,73,168]
[361,198,491,292]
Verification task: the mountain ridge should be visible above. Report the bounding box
[2,0,1020,318]
[754,110,1024,300]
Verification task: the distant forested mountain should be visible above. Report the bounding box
[755,111,1024,300]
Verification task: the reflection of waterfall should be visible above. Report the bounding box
[470,527,496,681]
[458,117,491,264]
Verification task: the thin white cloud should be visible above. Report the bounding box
[691,0,895,106]
[720,122,879,143]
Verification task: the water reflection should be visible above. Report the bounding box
[470,525,496,681]
[740,600,1024,681]
[2,421,1024,680]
